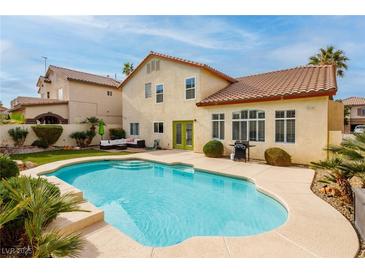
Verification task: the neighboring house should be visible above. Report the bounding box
[342,97,365,133]
[9,65,122,124]
[121,51,343,164]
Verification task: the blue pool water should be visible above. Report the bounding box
[47,160,287,247]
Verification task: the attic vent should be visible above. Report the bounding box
[146,59,160,74]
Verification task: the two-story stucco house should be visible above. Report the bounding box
[9,65,122,124]
[121,51,343,164]
[342,97,365,133]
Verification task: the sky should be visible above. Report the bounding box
[1,16,364,108]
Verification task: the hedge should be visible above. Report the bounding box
[31,125,63,146]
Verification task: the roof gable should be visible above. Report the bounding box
[41,65,121,88]
[197,65,337,106]
[119,51,236,88]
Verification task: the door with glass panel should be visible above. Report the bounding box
[173,121,194,150]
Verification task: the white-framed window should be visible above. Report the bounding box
[357,107,365,117]
[144,83,152,98]
[130,123,140,136]
[153,122,164,133]
[156,84,164,103]
[232,110,265,142]
[107,91,112,96]
[185,77,196,100]
[275,110,295,143]
[212,113,224,140]
[58,88,63,100]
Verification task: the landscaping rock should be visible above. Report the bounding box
[14,160,25,170]
[24,161,37,169]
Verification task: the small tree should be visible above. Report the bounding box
[83,117,99,146]
[123,62,134,76]
[8,127,28,147]
[311,133,365,204]
[70,131,88,147]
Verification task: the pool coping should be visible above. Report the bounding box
[20,150,360,258]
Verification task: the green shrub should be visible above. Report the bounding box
[70,131,88,147]
[31,125,63,146]
[264,147,292,166]
[0,176,83,258]
[203,140,224,158]
[8,127,28,147]
[31,139,49,148]
[85,130,96,146]
[109,128,126,140]
[0,154,19,179]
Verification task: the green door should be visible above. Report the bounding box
[173,121,194,150]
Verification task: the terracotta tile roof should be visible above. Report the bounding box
[342,97,365,106]
[9,96,68,112]
[46,65,121,88]
[119,51,237,88]
[197,65,337,106]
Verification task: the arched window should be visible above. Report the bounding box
[232,110,265,142]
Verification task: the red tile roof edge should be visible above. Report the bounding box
[196,88,337,107]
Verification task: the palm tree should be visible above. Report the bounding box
[311,133,365,204]
[83,116,99,146]
[122,62,134,76]
[0,176,85,257]
[308,46,349,77]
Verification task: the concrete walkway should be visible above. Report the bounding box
[21,150,359,257]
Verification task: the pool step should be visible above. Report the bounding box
[46,176,83,202]
[113,164,152,170]
[47,201,104,236]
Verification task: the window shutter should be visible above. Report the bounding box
[151,60,156,71]
[147,63,151,74]
[156,60,160,71]
[358,108,362,116]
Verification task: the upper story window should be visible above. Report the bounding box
[58,88,63,100]
[357,107,365,117]
[232,110,265,142]
[212,113,225,140]
[107,91,113,96]
[153,122,164,133]
[275,110,295,143]
[147,59,160,74]
[156,84,164,103]
[145,83,152,98]
[130,123,140,136]
[47,92,50,99]
[185,77,196,100]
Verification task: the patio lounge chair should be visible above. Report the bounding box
[100,138,145,150]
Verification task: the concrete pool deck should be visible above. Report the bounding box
[21,150,359,257]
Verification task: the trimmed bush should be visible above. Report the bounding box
[31,139,49,148]
[8,127,28,147]
[109,128,126,140]
[70,131,88,147]
[0,155,19,179]
[203,140,224,158]
[31,125,63,146]
[264,147,292,166]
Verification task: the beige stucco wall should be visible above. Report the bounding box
[68,81,122,124]
[195,96,330,164]
[39,70,71,100]
[328,100,344,132]
[122,56,230,149]
[24,104,69,120]
[0,124,121,147]
[37,70,122,125]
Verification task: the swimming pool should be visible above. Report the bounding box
[47,160,287,247]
